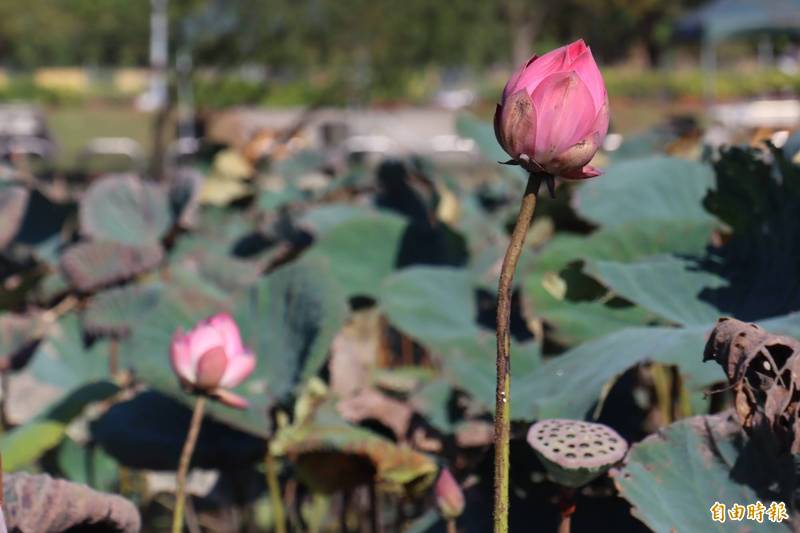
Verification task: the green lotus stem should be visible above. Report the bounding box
[172,396,206,533]
[494,173,543,532]
[265,450,287,533]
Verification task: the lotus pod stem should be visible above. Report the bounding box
[265,451,287,533]
[557,488,576,533]
[447,518,457,533]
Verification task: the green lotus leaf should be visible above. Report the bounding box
[172,234,262,292]
[573,156,716,228]
[56,437,119,492]
[522,219,713,345]
[0,381,119,471]
[234,257,348,402]
[615,412,791,532]
[79,174,171,246]
[29,315,112,392]
[304,212,408,297]
[511,312,800,421]
[83,283,163,338]
[124,259,346,439]
[379,266,479,342]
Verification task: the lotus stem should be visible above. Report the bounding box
[447,518,457,533]
[557,510,572,533]
[340,489,352,532]
[557,488,576,533]
[171,396,206,533]
[368,481,380,533]
[0,371,8,433]
[494,173,543,533]
[265,450,287,533]
[0,453,6,533]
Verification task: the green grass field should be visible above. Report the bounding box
[42,98,693,173]
[46,106,152,168]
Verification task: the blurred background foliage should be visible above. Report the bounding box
[0,0,782,104]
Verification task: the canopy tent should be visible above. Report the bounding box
[675,0,800,97]
[677,0,800,44]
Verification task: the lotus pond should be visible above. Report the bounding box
[1,111,800,532]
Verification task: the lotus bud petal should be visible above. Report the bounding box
[494,39,608,180]
[434,467,465,519]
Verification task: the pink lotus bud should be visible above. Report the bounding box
[170,313,256,409]
[434,467,465,519]
[494,39,609,180]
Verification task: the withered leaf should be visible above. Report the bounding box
[60,240,163,293]
[704,317,800,452]
[3,472,140,532]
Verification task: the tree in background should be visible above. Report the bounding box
[566,0,706,66]
[0,0,149,67]
[0,0,708,82]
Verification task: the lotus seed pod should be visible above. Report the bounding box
[527,419,627,488]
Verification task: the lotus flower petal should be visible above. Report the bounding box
[186,324,224,369]
[195,346,228,389]
[494,39,608,179]
[514,44,570,96]
[219,350,257,389]
[546,133,602,177]
[213,388,250,409]
[498,90,538,159]
[169,313,256,400]
[169,330,195,383]
[565,39,588,63]
[532,71,596,163]
[571,47,607,112]
[561,165,603,180]
[502,55,536,101]
[592,97,610,139]
[207,313,246,357]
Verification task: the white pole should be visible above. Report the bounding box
[149,0,169,111]
[702,35,717,102]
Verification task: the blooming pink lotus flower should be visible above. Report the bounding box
[494,39,609,180]
[434,467,465,519]
[170,313,256,409]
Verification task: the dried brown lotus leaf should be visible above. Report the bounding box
[704,317,800,452]
[3,472,140,532]
[60,240,163,292]
[793,417,800,454]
